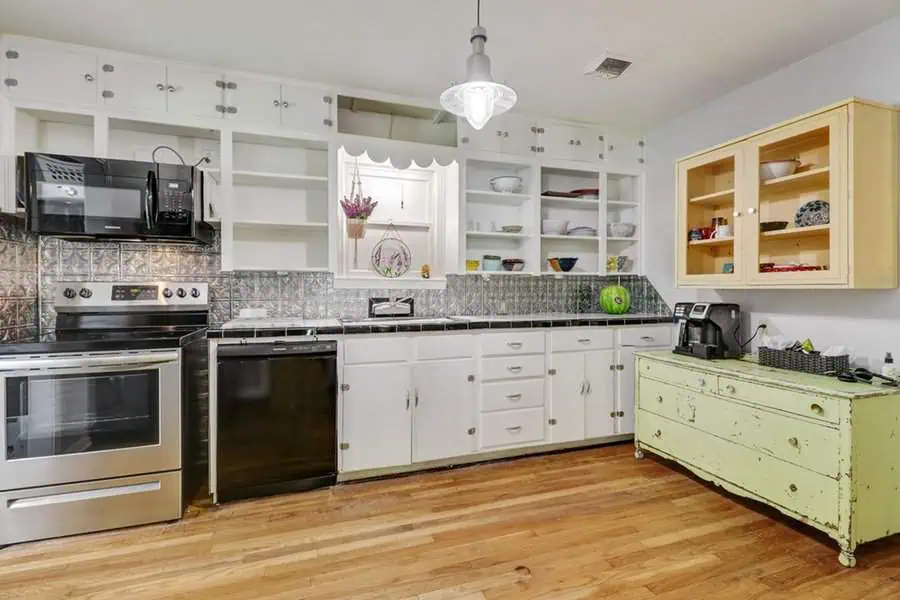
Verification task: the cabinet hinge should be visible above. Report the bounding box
[339,442,349,450]
[610,411,616,418]
[3,78,17,88]
[638,158,645,164]
[616,364,625,371]
[467,374,475,382]
[323,95,333,105]
[101,90,114,99]
[215,104,226,113]
[617,411,625,417]
[638,140,645,147]
[5,50,19,59]
[460,136,470,144]
[609,364,616,371]
[598,135,604,142]
[548,418,558,425]
[467,427,476,435]
[226,81,237,90]
[102,63,115,73]
[548,368,557,375]
[215,80,226,89]
[598,153,605,160]
[340,383,350,391]
[226,106,238,114]
[323,118,334,127]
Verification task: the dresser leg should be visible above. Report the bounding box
[838,548,857,568]
[634,447,645,460]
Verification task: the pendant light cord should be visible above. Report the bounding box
[476,0,481,26]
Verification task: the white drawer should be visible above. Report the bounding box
[481,354,545,381]
[551,328,614,353]
[417,334,474,361]
[482,380,545,412]
[481,331,546,357]
[480,408,546,449]
[344,336,411,365]
[618,325,672,347]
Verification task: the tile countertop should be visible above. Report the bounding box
[209,312,673,339]
[636,350,897,400]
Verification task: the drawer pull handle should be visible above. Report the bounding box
[640,336,655,342]
[788,437,799,447]
[506,426,523,433]
[725,384,736,394]
[577,338,592,344]
[809,403,825,416]
[507,366,523,373]
[653,429,662,438]
[657,395,663,403]
[507,342,523,349]
[506,393,523,401]
[789,484,798,493]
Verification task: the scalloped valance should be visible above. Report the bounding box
[338,137,458,170]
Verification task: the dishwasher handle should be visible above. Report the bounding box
[218,341,337,358]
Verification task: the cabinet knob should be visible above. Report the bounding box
[609,144,615,151]
[733,211,741,218]
[618,411,625,417]
[102,63,115,73]
[215,104,226,114]
[460,136,470,144]
[226,106,238,114]
[167,85,176,93]
[322,95,333,105]
[496,130,503,137]
[467,427,476,435]
[101,90,114,99]
[3,78,18,88]
[568,139,575,145]
[788,437,799,447]
[323,118,334,127]
[575,140,582,146]
[273,99,281,107]
[226,81,237,90]
[748,207,757,214]
[156,83,165,92]
[83,73,95,82]
[4,49,19,59]
[598,153,605,160]
[503,131,509,138]
[809,403,825,416]
[548,418,558,425]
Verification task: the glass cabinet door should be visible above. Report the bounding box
[745,108,847,285]
[678,146,744,285]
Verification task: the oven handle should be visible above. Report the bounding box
[0,351,179,372]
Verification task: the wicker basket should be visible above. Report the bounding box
[758,346,849,376]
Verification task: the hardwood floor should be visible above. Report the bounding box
[3,444,900,599]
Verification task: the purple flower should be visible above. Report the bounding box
[341,194,378,219]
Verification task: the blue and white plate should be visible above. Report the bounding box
[794,199,830,227]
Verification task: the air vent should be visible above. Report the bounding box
[584,53,632,79]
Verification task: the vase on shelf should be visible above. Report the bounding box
[347,217,367,239]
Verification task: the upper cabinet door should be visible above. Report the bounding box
[457,118,503,153]
[677,144,744,287]
[539,122,577,160]
[166,64,225,120]
[603,133,645,170]
[412,360,476,463]
[281,84,333,135]
[98,56,167,112]
[3,43,98,106]
[224,76,281,127]
[570,126,604,163]
[497,114,537,156]
[744,108,848,286]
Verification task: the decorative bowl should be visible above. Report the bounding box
[501,225,524,234]
[760,159,800,181]
[567,225,598,237]
[465,259,480,271]
[794,199,830,227]
[760,220,789,232]
[557,257,578,272]
[489,175,523,193]
[502,258,525,272]
[607,222,636,238]
[542,219,569,235]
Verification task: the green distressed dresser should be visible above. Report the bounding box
[634,350,900,567]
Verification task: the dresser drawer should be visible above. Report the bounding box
[618,326,672,347]
[639,378,839,477]
[345,336,411,364]
[482,380,545,412]
[638,410,838,528]
[481,331,546,357]
[717,376,839,425]
[417,334,474,361]
[550,328,614,353]
[639,358,716,394]
[480,408,545,449]
[481,354,545,382]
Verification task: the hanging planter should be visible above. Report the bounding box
[341,160,378,265]
[346,217,367,240]
[372,222,412,279]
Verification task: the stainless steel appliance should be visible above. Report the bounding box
[22,152,213,243]
[0,281,208,546]
[212,341,337,503]
[673,302,742,359]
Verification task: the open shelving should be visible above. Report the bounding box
[606,172,641,274]
[539,166,602,275]
[681,153,738,278]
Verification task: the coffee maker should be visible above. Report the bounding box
[673,302,742,359]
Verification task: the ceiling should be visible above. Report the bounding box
[1,0,899,131]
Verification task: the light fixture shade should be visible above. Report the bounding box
[441,25,517,130]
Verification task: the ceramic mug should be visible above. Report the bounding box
[712,224,731,238]
[723,262,735,274]
[700,227,714,239]
[689,228,703,241]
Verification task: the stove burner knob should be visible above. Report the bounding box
[176,288,187,298]
[63,287,77,299]
[162,288,173,298]
[79,288,93,299]
[190,287,201,298]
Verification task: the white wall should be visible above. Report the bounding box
[644,15,900,368]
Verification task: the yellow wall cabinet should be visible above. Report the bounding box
[676,98,898,288]
[635,351,900,567]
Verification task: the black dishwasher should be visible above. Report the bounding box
[216,341,337,502]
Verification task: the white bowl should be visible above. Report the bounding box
[760,159,799,181]
[567,225,597,237]
[542,219,569,235]
[607,222,636,238]
[490,175,523,193]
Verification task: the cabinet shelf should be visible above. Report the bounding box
[541,235,600,242]
[688,189,735,206]
[234,220,328,230]
[760,224,829,240]
[466,189,531,204]
[608,237,639,243]
[367,220,431,230]
[688,236,734,247]
[206,168,329,189]
[607,201,640,207]
[540,196,601,209]
[466,231,531,240]
[761,166,830,193]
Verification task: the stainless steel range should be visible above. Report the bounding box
[0,281,208,546]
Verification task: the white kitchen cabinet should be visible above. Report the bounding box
[2,42,98,106]
[603,132,645,169]
[166,64,225,120]
[340,363,412,472]
[457,114,536,155]
[98,56,167,112]
[549,353,586,443]
[585,349,617,438]
[225,75,282,127]
[540,123,603,162]
[281,84,334,134]
[412,360,476,462]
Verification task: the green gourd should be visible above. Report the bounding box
[600,285,631,314]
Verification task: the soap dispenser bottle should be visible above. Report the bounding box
[883,352,897,379]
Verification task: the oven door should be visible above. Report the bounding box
[0,350,181,490]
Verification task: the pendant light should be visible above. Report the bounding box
[440,0,517,131]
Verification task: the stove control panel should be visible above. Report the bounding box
[55,282,208,308]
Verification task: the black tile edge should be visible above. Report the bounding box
[315,326,343,336]
[444,322,469,331]
[223,328,254,338]
[532,320,554,329]
[397,323,424,333]
[488,321,514,329]
[369,324,398,334]
[421,323,445,332]
[550,320,573,327]
[467,322,490,330]
[606,319,626,326]
[207,330,223,339]
[287,327,317,336]
[255,328,287,338]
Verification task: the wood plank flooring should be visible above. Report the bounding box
[3,444,900,599]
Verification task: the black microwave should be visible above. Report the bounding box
[22,152,213,244]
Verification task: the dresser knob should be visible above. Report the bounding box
[788,437,799,447]
[725,384,736,394]
[789,484,798,493]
